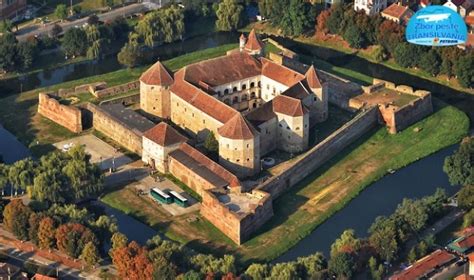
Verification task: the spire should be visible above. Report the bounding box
[245,29,264,52]
[305,65,322,89]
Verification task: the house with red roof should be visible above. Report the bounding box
[381,3,414,24]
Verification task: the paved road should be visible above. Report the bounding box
[15,3,155,42]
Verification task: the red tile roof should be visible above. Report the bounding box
[466,16,474,25]
[382,3,411,20]
[390,250,457,280]
[305,65,322,89]
[456,232,474,249]
[32,274,58,280]
[170,69,239,124]
[245,29,264,51]
[218,114,258,140]
[282,81,312,100]
[273,95,308,117]
[261,58,305,87]
[176,143,240,188]
[140,61,174,86]
[466,34,474,48]
[143,122,187,146]
[184,52,262,87]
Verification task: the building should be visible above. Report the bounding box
[448,230,474,255]
[354,0,388,15]
[454,252,474,280]
[381,3,414,24]
[444,0,474,17]
[140,29,328,179]
[0,0,26,20]
[390,249,458,280]
[0,262,22,279]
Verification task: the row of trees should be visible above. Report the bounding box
[2,200,117,266]
[117,5,185,68]
[0,145,103,203]
[259,0,315,36]
[317,4,474,88]
[0,33,38,71]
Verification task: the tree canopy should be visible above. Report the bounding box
[215,0,244,31]
[444,137,473,187]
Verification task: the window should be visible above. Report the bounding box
[296,127,300,130]
[305,124,308,128]
[203,120,206,124]
[250,82,255,88]
[286,126,290,130]
[176,103,179,106]
[250,92,256,98]
[151,87,154,90]
[227,144,229,148]
[224,89,229,94]
[217,91,221,95]
[314,97,317,101]
[246,144,249,148]
[242,84,247,90]
[192,113,194,117]
[233,96,239,103]
[233,86,238,92]
[267,84,270,90]
[279,124,282,127]
[153,107,156,110]
[184,108,187,112]
[247,158,250,161]
[236,159,240,162]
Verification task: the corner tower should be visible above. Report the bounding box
[140,61,174,120]
[305,65,328,123]
[244,29,264,57]
[218,114,260,178]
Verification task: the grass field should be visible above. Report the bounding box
[101,99,468,264]
[0,44,237,155]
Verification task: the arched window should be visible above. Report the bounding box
[250,92,256,98]
[233,86,238,92]
[242,95,248,101]
[224,89,229,94]
[250,82,255,88]
[258,81,261,87]
[242,84,247,90]
[233,96,239,103]
[224,98,230,104]
[252,103,257,108]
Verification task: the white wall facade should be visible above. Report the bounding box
[260,76,289,102]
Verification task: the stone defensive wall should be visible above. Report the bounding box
[56,82,107,98]
[201,188,273,245]
[362,79,433,134]
[99,92,140,106]
[85,103,149,155]
[257,106,379,199]
[37,93,83,133]
[92,81,140,99]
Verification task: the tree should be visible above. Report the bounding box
[0,164,8,196]
[277,0,314,36]
[55,4,68,22]
[62,28,88,56]
[454,54,474,88]
[368,256,384,280]
[117,43,142,68]
[17,41,36,69]
[296,253,327,278]
[81,241,100,267]
[87,39,104,60]
[369,216,399,262]
[407,247,418,263]
[373,45,385,62]
[395,198,429,232]
[215,0,244,31]
[183,270,202,280]
[111,232,128,251]
[28,212,45,245]
[443,137,473,187]
[111,241,154,280]
[463,208,474,228]
[343,24,364,49]
[328,252,355,279]
[50,24,63,39]
[458,185,474,210]
[270,263,299,280]
[38,217,56,250]
[87,14,100,26]
[316,10,331,35]
[0,33,18,72]
[419,49,441,76]
[3,199,32,240]
[330,229,361,257]
[245,263,269,279]
[393,43,416,68]
[55,223,98,258]
[377,20,405,55]
[0,19,13,33]
[151,255,176,280]
[204,132,219,153]
[326,5,344,35]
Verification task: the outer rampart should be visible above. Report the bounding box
[257,107,379,199]
[201,189,273,244]
[92,81,140,99]
[85,103,145,154]
[37,93,83,133]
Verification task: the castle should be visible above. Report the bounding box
[140,29,328,178]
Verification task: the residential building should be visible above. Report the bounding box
[389,250,458,280]
[0,0,26,20]
[354,0,388,15]
[381,3,414,24]
[444,0,474,17]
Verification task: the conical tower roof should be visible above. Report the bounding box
[305,65,322,89]
[144,122,187,146]
[140,61,174,86]
[245,29,264,51]
[218,114,258,140]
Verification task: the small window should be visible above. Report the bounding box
[247,158,250,161]
[246,144,249,148]
[313,97,317,101]
[296,127,300,130]
[242,84,247,90]
[192,113,194,117]
[203,120,206,124]
[236,159,240,162]
[266,84,270,90]
[176,103,179,107]
[227,158,230,160]
[151,87,154,90]
[153,107,156,110]
[184,108,187,112]
[224,89,229,94]
[235,148,237,150]
[286,126,290,130]
[233,86,238,92]
[305,124,308,128]
[279,124,282,127]
[250,82,255,88]
[258,81,261,87]
[227,144,229,148]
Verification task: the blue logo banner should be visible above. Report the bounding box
[406,5,467,46]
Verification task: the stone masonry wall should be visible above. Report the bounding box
[257,107,379,199]
[200,189,274,244]
[93,81,140,99]
[85,103,144,155]
[37,93,83,133]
